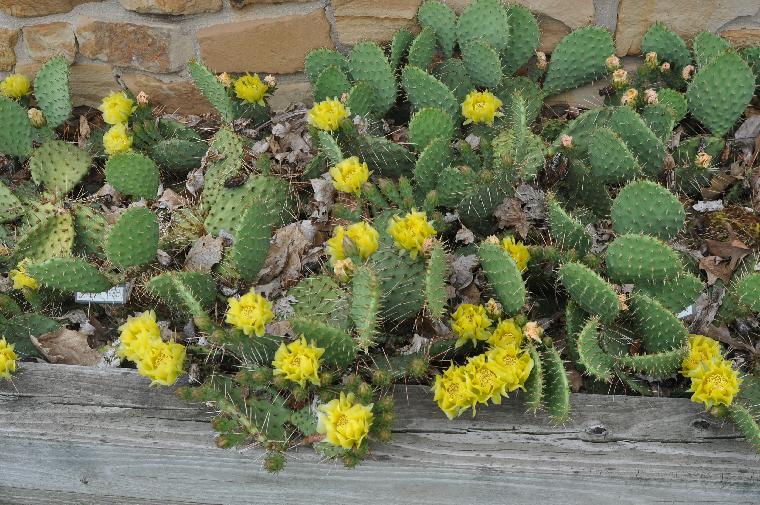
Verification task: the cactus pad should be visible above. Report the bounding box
[105,151,159,200]
[576,318,614,381]
[350,266,381,351]
[407,27,437,70]
[105,207,158,268]
[291,318,357,369]
[0,181,22,223]
[349,42,397,116]
[606,234,683,284]
[547,199,592,255]
[0,96,33,158]
[543,27,614,96]
[641,22,691,69]
[559,262,620,323]
[33,56,71,128]
[479,241,526,316]
[188,60,234,123]
[29,141,91,196]
[631,292,688,353]
[14,212,75,262]
[289,275,350,331]
[27,258,111,293]
[734,273,760,313]
[409,107,454,151]
[402,65,459,118]
[611,180,685,240]
[502,4,540,75]
[456,0,509,52]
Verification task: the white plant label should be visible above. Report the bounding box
[75,285,131,305]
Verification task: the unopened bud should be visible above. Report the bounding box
[535,51,547,70]
[136,91,149,105]
[605,54,621,70]
[695,151,712,168]
[263,74,277,87]
[621,88,638,106]
[644,88,658,104]
[660,62,671,73]
[27,107,45,127]
[523,321,543,342]
[217,72,232,87]
[560,134,573,149]
[682,65,695,81]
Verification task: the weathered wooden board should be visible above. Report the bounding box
[1,363,758,505]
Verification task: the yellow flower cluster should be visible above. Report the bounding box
[226,291,274,337]
[682,334,742,409]
[10,259,39,291]
[461,90,503,125]
[330,156,370,195]
[103,123,133,156]
[234,74,269,106]
[317,392,374,449]
[100,91,135,125]
[451,304,493,348]
[0,74,31,99]
[117,311,186,386]
[308,98,349,131]
[0,337,17,380]
[387,210,436,258]
[435,313,535,419]
[501,237,530,272]
[272,336,324,388]
[326,222,379,264]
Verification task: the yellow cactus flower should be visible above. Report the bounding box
[488,319,524,348]
[117,311,163,363]
[0,337,17,380]
[226,291,274,337]
[451,303,492,348]
[99,91,135,125]
[10,259,39,291]
[326,222,380,263]
[461,90,503,125]
[272,336,324,388]
[387,210,436,258]
[681,334,722,377]
[485,343,534,392]
[103,123,133,156]
[688,358,742,409]
[463,353,510,408]
[0,74,31,99]
[317,392,374,449]
[329,156,370,195]
[136,340,186,386]
[432,363,476,419]
[502,236,530,271]
[234,73,269,106]
[308,98,349,131]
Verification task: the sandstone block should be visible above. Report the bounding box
[197,9,333,74]
[23,23,77,63]
[119,0,222,15]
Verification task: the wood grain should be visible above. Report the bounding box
[1,363,758,505]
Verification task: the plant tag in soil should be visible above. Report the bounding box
[75,284,131,305]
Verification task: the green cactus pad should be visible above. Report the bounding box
[631,292,688,353]
[232,202,274,283]
[205,174,290,236]
[414,136,451,198]
[201,128,245,212]
[606,234,683,284]
[457,181,510,234]
[150,137,206,173]
[289,275,349,331]
[407,27,437,70]
[29,141,91,196]
[432,58,475,102]
[564,300,586,367]
[479,241,525,316]
[640,22,691,69]
[435,165,478,207]
[424,241,448,320]
[552,107,614,151]
[637,271,704,314]
[611,180,685,240]
[559,262,620,323]
[693,32,730,68]
[543,27,614,96]
[33,56,71,128]
[523,344,544,412]
[338,127,415,178]
[456,0,509,52]
[741,46,760,86]
[390,28,414,69]
[727,403,760,452]
[14,212,75,262]
[673,136,724,196]
[105,151,159,200]
[305,48,349,83]
[617,347,687,377]
[409,107,455,151]
[402,65,459,118]
[27,258,111,293]
[491,94,545,179]
[0,96,32,158]
[656,89,688,122]
[313,65,351,102]
[542,344,571,423]
[372,243,426,323]
[350,266,381,351]
[346,82,375,118]
[146,271,217,312]
[734,273,760,313]
[687,52,755,136]
[188,60,234,123]
[0,181,22,223]
[495,77,545,126]
[317,130,344,165]
[606,107,665,179]
[105,207,158,268]
[639,104,675,142]
[547,199,592,255]
[502,4,540,75]
[576,317,614,382]
[73,204,108,256]
[461,40,502,88]
[417,1,456,58]
[291,318,357,369]
[349,42,397,116]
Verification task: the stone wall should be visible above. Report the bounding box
[0,0,758,114]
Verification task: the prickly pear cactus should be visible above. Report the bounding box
[105,207,158,268]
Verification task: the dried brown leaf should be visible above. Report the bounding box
[31,329,101,366]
